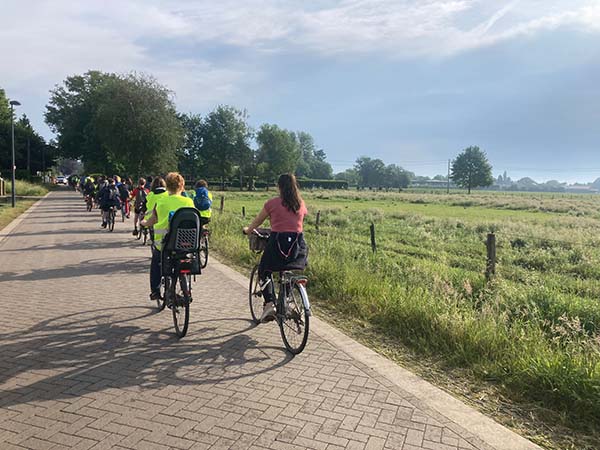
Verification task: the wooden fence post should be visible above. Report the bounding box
[242,206,246,218]
[486,233,496,280]
[219,195,224,213]
[370,223,377,253]
[315,210,321,231]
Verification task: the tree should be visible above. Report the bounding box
[178,113,203,180]
[45,71,117,172]
[354,156,386,187]
[256,124,300,183]
[295,131,333,179]
[334,168,359,185]
[450,146,493,194]
[200,105,252,188]
[46,71,183,176]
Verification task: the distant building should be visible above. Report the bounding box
[564,185,599,194]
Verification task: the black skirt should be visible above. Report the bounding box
[259,232,308,272]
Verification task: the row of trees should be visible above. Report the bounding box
[4,70,495,194]
[0,89,56,179]
[45,71,334,185]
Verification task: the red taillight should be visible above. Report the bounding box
[180,270,191,274]
[296,279,308,285]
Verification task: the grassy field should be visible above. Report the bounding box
[208,189,600,449]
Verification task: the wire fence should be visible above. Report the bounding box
[218,196,600,280]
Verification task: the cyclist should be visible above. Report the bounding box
[117,177,131,219]
[83,178,96,207]
[193,179,212,228]
[142,172,194,301]
[98,177,121,228]
[243,173,308,322]
[144,176,167,243]
[130,178,149,236]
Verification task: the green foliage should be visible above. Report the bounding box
[451,146,494,194]
[354,156,413,188]
[5,179,48,196]
[295,131,333,179]
[256,124,301,182]
[0,89,53,177]
[93,73,182,175]
[45,71,182,176]
[199,105,253,186]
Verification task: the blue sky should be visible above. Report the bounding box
[2,0,599,182]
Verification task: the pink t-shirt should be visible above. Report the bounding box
[264,197,307,232]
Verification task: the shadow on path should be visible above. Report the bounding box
[0,306,292,407]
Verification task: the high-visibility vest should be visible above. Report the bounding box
[153,194,195,250]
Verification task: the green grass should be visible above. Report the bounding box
[0,201,36,231]
[5,179,49,197]
[209,189,600,449]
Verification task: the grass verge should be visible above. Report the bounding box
[0,201,36,231]
[5,179,49,197]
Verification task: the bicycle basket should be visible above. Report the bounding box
[249,228,270,252]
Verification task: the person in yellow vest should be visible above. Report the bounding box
[142,172,194,301]
[193,179,213,228]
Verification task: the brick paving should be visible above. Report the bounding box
[0,192,539,450]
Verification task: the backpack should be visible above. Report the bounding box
[194,187,212,211]
[118,184,129,200]
[134,188,147,209]
[107,186,118,202]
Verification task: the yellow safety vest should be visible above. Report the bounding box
[153,194,195,250]
[145,190,167,218]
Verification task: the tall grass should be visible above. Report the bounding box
[5,179,48,196]
[210,190,600,440]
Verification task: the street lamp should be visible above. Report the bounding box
[9,100,21,208]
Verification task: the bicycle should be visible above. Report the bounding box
[247,229,311,355]
[106,206,116,232]
[85,195,94,212]
[158,207,202,338]
[136,225,149,245]
[199,226,209,269]
[120,201,128,222]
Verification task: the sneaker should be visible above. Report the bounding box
[260,302,276,323]
[101,222,107,228]
[150,291,161,301]
[132,228,138,236]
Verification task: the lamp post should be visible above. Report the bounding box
[9,100,21,208]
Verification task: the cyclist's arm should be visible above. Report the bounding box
[142,206,158,227]
[244,207,268,234]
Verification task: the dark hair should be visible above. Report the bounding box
[151,176,166,191]
[278,173,302,213]
[195,179,208,189]
[138,177,146,186]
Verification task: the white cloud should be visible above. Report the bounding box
[1,0,598,137]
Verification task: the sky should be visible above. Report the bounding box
[1,0,599,183]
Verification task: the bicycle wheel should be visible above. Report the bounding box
[86,199,92,212]
[249,265,264,325]
[279,281,310,354]
[199,234,209,269]
[121,206,126,222]
[108,210,115,232]
[142,228,148,245]
[172,274,190,338]
[136,227,142,240]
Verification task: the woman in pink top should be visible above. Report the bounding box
[244,173,308,322]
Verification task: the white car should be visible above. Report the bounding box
[56,176,68,185]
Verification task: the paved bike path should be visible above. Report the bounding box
[0,191,541,450]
